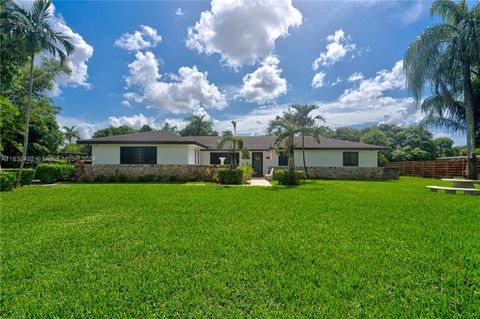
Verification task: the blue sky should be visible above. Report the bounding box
[48,0,466,144]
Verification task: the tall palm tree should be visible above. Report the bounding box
[63,126,80,144]
[404,0,480,179]
[216,121,249,168]
[288,104,325,178]
[267,112,301,185]
[180,114,218,136]
[5,0,74,182]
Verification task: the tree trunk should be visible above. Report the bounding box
[287,141,296,184]
[463,62,477,179]
[17,51,35,184]
[302,135,308,179]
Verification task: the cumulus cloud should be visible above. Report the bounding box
[57,115,99,140]
[175,8,184,16]
[240,55,287,104]
[18,2,94,96]
[125,51,160,87]
[123,52,226,113]
[312,29,356,70]
[108,113,158,129]
[311,72,326,88]
[186,0,302,68]
[348,72,364,82]
[115,25,162,51]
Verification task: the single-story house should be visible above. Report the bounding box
[78,131,386,176]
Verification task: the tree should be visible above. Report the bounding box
[288,104,325,179]
[139,124,154,132]
[180,115,218,136]
[62,126,80,144]
[334,127,361,142]
[267,112,301,185]
[361,129,390,165]
[404,0,480,178]
[93,125,138,138]
[160,123,179,135]
[216,121,249,169]
[5,0,75,182]
[434,137,459,157]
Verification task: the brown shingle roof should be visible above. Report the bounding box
[79,132,386,150]
[78,131,208,147]
[187,136,386,150]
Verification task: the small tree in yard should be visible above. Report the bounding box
[216,121,249,169]
[63,126,80,145]
[4,0,75,182]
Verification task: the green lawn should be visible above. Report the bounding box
[1,177,479,318]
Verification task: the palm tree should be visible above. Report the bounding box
[180,115,218,136]
[404,0,480,179]
[5,0,74,182]
[63,126,80,144]
[216,121,249,169]
[288,104,325,178]
[267,112,301,185]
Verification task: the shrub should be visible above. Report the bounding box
[35,163,74,183]
[107,176,117,183]
[94,175,108,183]
[117,175,128,183]
[0,171,17,192]
[79,173,90,182]
[218,168,243,185]
[273,169,303,185]
[3,169,35,185]
[239,164,253,183]
[138,175,155,182]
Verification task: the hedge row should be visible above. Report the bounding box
[0,172,17,192]
[218,168,244,184]
[2,168,35,186]
[35,163,74,183]
[273,169,304,185]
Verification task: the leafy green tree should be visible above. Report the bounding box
[216,121,249,169]
[4,0,75,181]
[160,123,179,135]
[288,104,325,178]
[139,124,154,132]
[62,126,80,144]
[180,115,218,136]
[361,129,390,165]
[334,127,361,142]
[404,0,480,178]
[93,125,138,138]
[267,112,301,185]
[1,58,67,165]
[434,137,459,157]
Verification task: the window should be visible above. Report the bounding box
[278,152,288,166]
[343,152,359,166]
[120,147,157,164]
[209,152,239,165]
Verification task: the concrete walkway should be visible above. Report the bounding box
[249,177,272,187]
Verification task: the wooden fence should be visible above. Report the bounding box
[384,158,479,179]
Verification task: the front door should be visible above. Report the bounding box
[252,152,263,176]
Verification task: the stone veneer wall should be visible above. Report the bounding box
[269,166,399,180]
[75,164,220,182]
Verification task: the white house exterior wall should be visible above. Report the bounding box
[92,144,195,165]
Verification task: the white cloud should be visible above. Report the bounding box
[123,52,226,113]
[312,29,356,70]
[186,0,302,68]
[311,72,326,88]
[57,115,99,140]
[108,113,158,129]
[125,51,160,87]
[19,2,94,96]
[399,0,425,25]
[115,25,162,51]
[121,100,131,108]
[175,8,184,16]
[348,72,364,82]
[240,55,287,104]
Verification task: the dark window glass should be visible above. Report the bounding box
[278,152,288,166]
[120,147,157,164]
[343,152,359,166]
[210,152,239,165]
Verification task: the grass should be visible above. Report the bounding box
[1,177,479,318]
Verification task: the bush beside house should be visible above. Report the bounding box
[218,168,244,185]
[273,169,304,185]
[35,163,74,183]
[3,168,35,185]
[0,171,17,191]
